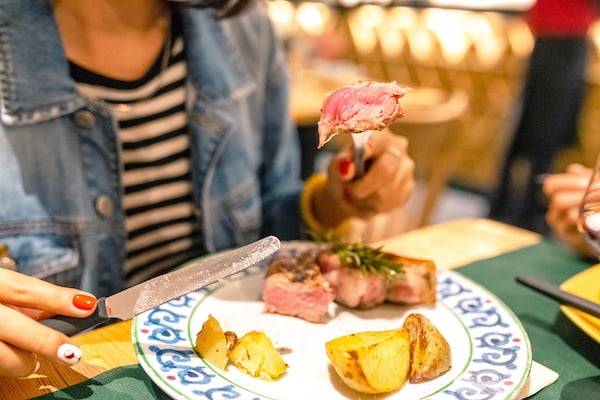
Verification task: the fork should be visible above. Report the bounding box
[351,130,373,178]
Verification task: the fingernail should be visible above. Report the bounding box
[339,160,352,176]
[32,359,40,375]
[73,294,96,311]
[57,344,82,365]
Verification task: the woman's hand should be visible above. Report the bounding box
[0,268,97,377]
[314,130,415,228]
[543,163,594,257]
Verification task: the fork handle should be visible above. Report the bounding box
[351,131,373,178]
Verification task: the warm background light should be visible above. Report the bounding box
[296,2,331,37]
[348,6,386,55]
[267,0,296,38]
[267,0,600,192]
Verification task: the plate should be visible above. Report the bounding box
[559,263,600,343]
[132,241,532,400]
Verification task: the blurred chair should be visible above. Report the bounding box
[344,87,469,244]
[394,87,469,228]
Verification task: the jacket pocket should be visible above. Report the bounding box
[0,231,81,286]
[210,180,262,250]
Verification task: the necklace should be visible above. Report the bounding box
[115,18,173,113]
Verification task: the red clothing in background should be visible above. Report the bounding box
[527,0,599,36]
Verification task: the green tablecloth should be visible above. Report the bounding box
[33,238,600,400]
[456,238,600,399]
[32,365,170,400]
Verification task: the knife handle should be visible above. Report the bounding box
[40,298,116,336]
[516,275,600,319]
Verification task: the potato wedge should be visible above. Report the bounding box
[325,329,411,394]
[227,331,288,381]
[402,313,452,383]
[194,314,228,370]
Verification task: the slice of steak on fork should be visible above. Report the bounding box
[317,81,409,148]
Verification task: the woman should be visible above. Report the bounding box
[0,0,414,377]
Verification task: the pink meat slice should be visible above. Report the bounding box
[316,250,386,309]
[262,255,335,323]
[385,255,437,305]
[317,81,409,148]
[316,250,437,309]
[334,266,387,309]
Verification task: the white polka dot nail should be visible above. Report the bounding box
[57,344,82,365]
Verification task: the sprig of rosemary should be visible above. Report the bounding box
[308,230,403,276]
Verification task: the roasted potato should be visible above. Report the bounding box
[325,329,411,394]
[224,330,238,350]
[194,314,228,370]
[228,331,288,381]
[402,313,452,383]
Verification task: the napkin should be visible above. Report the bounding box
[517,360,559,399]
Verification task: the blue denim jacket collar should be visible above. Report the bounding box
[0,0,85,124]
[0,1,253,125]
[179,8,255,104]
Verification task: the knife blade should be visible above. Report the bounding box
[516,275,600,319]
[42,235,281,336]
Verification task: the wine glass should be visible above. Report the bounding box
[579,155,600,256]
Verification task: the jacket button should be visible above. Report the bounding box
[74,109,96,128]
[0,243,17,271]
[95,195,114,218]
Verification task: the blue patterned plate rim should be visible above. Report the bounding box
[132,241,532,400]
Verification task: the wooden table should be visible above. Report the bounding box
[0,218,542,399]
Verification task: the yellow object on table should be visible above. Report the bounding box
[559,263,600,343]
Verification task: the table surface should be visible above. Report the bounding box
[2,218,598,400]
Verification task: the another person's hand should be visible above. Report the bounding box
[0,269,97,377]
[314,130,415,228]
[543,163,594,257]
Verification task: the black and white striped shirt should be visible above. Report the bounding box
[70,23,204,286]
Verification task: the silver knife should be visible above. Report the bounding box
[42,235,281,336]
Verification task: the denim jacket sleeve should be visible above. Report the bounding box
[180,4,305,250]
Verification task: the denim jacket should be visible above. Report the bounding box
[0,0,303,296]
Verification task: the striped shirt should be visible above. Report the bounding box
[70,22,204,286]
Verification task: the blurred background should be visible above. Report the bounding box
[266,0,600,238]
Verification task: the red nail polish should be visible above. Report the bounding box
[73,294,96,311]
[339,160,352,175]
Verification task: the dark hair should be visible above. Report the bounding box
[182,0,254,18]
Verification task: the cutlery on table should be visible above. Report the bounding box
[516,275,600,319]
[42,236,281,336]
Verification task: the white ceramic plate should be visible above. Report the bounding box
[132,241,532,400]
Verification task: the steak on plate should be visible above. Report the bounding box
[262,253,335,323]
[317,250,386,309]
[316,250,436,309]
[385,255,437,305]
